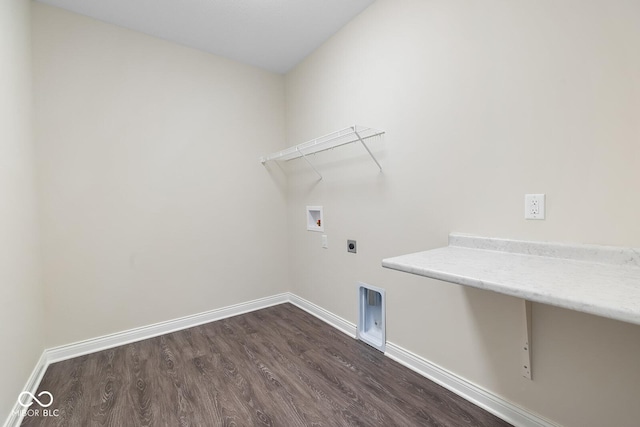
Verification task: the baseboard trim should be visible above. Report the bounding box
[288,293,357,338]
[3,351,48,427]
[5,292,559,427]
[3,294,289,427]
[46,293,289,364]
[384,343,559,427]
[287,294,559,427]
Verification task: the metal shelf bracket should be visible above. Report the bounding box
[260,125,385,177]
[522,299,533,380]
[353,127,383,172]
[296,146,323,180]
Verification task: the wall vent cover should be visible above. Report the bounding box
[357,282,386,352]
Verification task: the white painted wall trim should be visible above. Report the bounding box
[288,293,357,338]
[47,293,289,364]
[384,343,560,427]
[287,293,558,427]
[4,292,559,427]
[3,293,288,427]
[3,352,48,427]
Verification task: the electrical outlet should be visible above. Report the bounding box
[525,194,545,220]
[347,240,357,253]
[322,234,328,249]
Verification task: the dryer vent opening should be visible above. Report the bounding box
[357,283,386,352]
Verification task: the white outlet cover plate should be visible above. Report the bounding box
[525,194,545,220]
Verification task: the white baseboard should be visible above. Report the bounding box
[4,293,289,427]
[288,293,357,338]
[46,293,289,364]
[384,343,560,427]
[3,352,48,427]
[4,292,559,427]
[288,294,559,427]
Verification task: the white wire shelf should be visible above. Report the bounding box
[260,125,385,179]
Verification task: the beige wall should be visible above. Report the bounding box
[285,1,640,426]
[32,3,288,347]
[0,0,44,421]
[21,1,640,426]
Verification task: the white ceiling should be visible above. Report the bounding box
[36,0,376,74]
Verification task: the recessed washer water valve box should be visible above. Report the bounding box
[306,206,324,232]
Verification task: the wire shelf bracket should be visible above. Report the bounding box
[260,125,385,180]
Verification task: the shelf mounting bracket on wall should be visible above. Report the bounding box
[296,146,323,180]
[354,128,382,171]
[260,125,385,178]
[522,299,532,380]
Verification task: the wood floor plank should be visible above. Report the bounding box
[21,303,512,427]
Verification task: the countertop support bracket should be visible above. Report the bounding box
[381,233,640,381]
[522,300,532,380]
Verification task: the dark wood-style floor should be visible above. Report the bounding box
[22,303,512,426]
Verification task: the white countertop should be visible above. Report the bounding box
[382,234,640,326]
